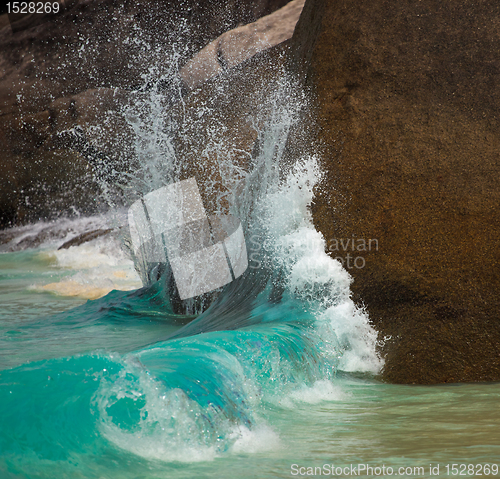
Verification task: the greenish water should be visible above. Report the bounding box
[2,5,498,477]
[0,215,498,479]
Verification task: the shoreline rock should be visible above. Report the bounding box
[289,0,500,384]
[180,0,304,91]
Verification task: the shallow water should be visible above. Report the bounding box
[1,31,498,478]
[0,210,498,479]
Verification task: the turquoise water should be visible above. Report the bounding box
[1,41,498,479]
[0,211,499,479]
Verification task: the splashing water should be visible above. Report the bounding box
[106,55,379,444]
[0,24,386,477]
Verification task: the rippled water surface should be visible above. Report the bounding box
[1,36,498,478]
[1,211,498,479]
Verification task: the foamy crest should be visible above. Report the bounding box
[32,235,141,300]
[97,381,220,463]
[229,424,281,454]
[318,302,383,374]
[93,355,276,463]
[280,380,349,408]
[256,157,383,375]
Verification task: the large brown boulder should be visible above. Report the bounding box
[289,0,500,383]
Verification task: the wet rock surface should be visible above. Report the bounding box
[0,0,292,227]
[289,0,500,383]
[180,0,304,91]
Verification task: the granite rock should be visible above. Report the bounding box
[289,0,500,383]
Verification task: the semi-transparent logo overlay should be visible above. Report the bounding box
[128,178,248,300]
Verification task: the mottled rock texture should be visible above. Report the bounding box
[289,0,500,383]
